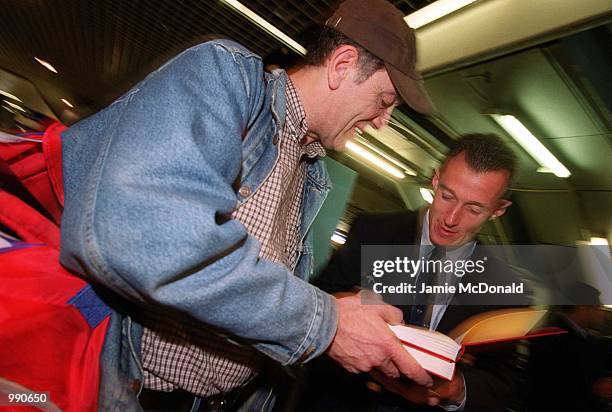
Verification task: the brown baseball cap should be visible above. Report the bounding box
[325,0,434,114]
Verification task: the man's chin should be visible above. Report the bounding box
[433,239,452,247]
[327,137,349,151]
[317,133,347,151]
[336,132,358,151]
[431,231,461,248]
[336,140,349,151]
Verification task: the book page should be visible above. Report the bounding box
[448,308,547,345]
[403,346,455,381]
[389,324,461,360]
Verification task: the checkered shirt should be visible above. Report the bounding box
[141,76,325,396]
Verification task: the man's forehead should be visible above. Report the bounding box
[374,67,398,95]
[438,157,509,203]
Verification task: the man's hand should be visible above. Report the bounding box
[369,370,439,406]
[326,292,432,387]
[593,377,612,400]
[433,372,466,405]
[370,369,466,407]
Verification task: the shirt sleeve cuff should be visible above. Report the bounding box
[290,286,338,364]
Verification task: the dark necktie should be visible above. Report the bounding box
[409,245,446,328]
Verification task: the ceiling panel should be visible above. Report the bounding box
[423,30,612,192]
[0,0,430,112]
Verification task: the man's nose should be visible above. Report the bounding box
[445,205,461,227]
[371,107,393,130]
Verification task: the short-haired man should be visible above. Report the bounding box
[59,0,434,410]
[311,134,528,411]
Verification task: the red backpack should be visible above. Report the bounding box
[0,123,111,412]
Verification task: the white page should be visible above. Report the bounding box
[403,346,455,380]
[389,324,461,360]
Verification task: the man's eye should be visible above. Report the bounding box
[380,98,394,108]
[468,207,483,215]
[441,193,453,200]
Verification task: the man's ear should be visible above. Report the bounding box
[327,45,359,90]
[431,169,440,191]
[490,199,512,220]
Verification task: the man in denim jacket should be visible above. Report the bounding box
[60,0,434,410]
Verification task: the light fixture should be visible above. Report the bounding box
[61,98,74,108]
[536,167,553,174]
[355,134,417,176]
[0,89,21,102]
[331,231,347,245]
[1,105,16,114]
[420,187,434,204]
[489,114,571,178]
[34,57,58,73]
[589,237,609,246]
[219,0,307,56]
[346,140,406,179]
[4,100,26,113]
[404,0,477,29]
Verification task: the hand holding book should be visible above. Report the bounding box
[327,291,433,386]
[388,308,566,380]
[369,369,442,407]
[369,366,466,407]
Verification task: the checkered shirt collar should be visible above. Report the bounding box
[284,76,326,159]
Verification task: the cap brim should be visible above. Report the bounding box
[385,63,435,115]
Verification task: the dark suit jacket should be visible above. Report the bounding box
[301,211,528,412]
[527,312,612,412]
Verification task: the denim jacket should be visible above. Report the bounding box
[60,40,337,411]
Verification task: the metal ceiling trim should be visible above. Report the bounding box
[415,0,612,75]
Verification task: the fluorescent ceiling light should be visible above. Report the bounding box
[404,0,476,29]
[420,187,434,204]
[346,140,406,179]
[0,89,21,102]
[536,167,554,174]
[355,134,417,176]
[4,100,26,113]
[1,105,16,114]
[589,237,609,246]
[490,114,571,178]
[61,98,74,108]
[331,231,347,245]
[219,0,307,56]
[34,57,58,73]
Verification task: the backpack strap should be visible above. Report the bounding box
[0,155,52,221]
[0,122,66,225]
[0,190,60,249]
[42,122,67,206]
[0,122,66,249]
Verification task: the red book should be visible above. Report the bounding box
[389,308,566,380]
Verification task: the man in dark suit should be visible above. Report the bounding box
[300,134,530,411]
